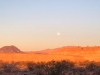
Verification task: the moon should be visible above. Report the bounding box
[57,32,60,36]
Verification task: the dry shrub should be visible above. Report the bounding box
[0,62,19,73]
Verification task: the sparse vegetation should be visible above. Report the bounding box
[0,60,100,75]
[0,62,19,73]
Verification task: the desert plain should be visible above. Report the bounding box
[0,46,100,63]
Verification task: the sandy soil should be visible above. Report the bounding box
[0,46,100,62]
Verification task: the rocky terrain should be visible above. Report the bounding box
[0,45,22,53]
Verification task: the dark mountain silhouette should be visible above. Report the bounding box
[0,45,22,53]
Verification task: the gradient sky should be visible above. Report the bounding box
[0,0,100,51]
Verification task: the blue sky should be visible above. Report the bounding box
[0,0,100,51]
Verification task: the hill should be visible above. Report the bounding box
[0,46,100,62]
[0,45,22,53]
[35,46,100,54]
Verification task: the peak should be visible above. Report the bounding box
[10,45,15,47]
[4,45,15,47]
[0,45,22,53]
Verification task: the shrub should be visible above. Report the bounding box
[1,62,19,73]
[46,60,74,75]
[86,61,100,71]
[26,62,36,71]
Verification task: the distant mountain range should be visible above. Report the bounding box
[0,45,100,54]
[0,45,22,53]
[34,46,100,54]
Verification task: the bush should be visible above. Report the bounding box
[26,62,36,71]
[1,60,100,74]
[1,62,19,73]
[46,60,74,75]
[86,61,100,71]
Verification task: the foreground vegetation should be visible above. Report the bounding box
[0,60,100,75]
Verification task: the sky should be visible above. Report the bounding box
[0,0,100,51]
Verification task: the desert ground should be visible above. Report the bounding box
[0,46,100,62]
[0,46,100,75]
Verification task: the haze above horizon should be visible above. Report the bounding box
[0,0,100,51]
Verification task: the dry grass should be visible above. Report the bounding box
[0,53,98,63]
[0,46,100,63]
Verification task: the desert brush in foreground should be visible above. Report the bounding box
[0,60,100,75]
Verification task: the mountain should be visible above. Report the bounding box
[0,45,100,54]
[0,45,22,53]
[33,49,55,54]
[34,46,100,54]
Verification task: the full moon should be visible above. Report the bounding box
[57,32,60,36]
